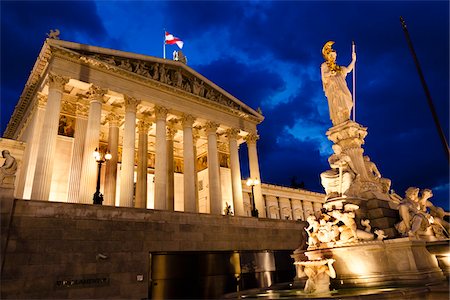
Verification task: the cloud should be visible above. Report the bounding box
[1,0,111,134]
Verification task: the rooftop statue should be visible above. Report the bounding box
[321,41,356,126]
[47,29,60,40]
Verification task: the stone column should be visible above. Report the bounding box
[227,128,244,216]
[193,130,200,211]
[31,73,69,200]
[104,112,121,206]
[17,93,47,199]
[135,119,151,209]
[66,100,89,203]
[166,123,176,211]
[182,114,196,212]
[205,122,222,215]
[154,105,168,210]
[245,133,265,217]
[119,96,139,207]
[78,86,105,204]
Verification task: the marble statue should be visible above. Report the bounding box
[331,209,358,241]
[305,215,320,247]
[320,145,357,199]
[0,150,18,187]
[297,258,336,294]
[374,229,387,240]
[361,219,371,232]
[395,187,431,238]
[321,41,356,126]
[417,189,449,239]
[305,204,377,248]
[363,156,391,193]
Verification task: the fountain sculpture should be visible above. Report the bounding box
[291,41,449,294]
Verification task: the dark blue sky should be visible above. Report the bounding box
[1,1,448,209]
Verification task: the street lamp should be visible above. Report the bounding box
[93,148,112,205]
[246,178,260,217]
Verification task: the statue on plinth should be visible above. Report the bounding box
[396,187,449,239]
[320,144,359,199]
[0,150,17,188]
[363,156,391,194]
[321,41,356,126]
[296,258,336,294]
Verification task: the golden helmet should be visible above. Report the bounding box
[322,41,335,60]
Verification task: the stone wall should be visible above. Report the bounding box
[1,199,305,299]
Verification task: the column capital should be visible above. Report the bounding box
[137,119,152,133]
[87,85,107,103]
[181,114,195,127]
[205,121,220,134]
[124,95,140,113]
[37,93,47,108]
[106,112,122,127]
[48,72,69,91]
[245,132,259,144]
[154,105,168,120]
[226,128,241,140]
[166,126,177,140]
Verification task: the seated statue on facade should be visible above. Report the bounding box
[320,145,358,199]
[0,150,18,188]
[395,187,431,238]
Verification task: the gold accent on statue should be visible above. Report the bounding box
[322,41,341,73]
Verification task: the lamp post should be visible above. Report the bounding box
[93,148,112,205]
[246,178,260,217]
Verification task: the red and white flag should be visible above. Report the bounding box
[165,31,184,49]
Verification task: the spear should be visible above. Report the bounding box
[400,16,449,162]
[352,41,356,122]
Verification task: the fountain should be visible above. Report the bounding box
[290,41,449,296]
[223,41,449,299]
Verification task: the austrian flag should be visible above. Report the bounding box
[165,31,184,49]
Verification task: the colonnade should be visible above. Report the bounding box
[25,73,264,216]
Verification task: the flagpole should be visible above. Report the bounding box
[163,31,166,59]
[352,41,356,122]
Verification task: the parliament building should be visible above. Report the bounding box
[0,38,324,299]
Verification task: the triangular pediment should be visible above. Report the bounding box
[48,39,263,121]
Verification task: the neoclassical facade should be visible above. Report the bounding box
[2,38,323,219]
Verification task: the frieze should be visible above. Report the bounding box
[52,46,259,119]
[61,99,77,115]
[76,101,89,118]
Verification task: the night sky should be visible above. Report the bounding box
[1,1,448,209]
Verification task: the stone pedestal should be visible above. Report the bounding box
[293,238,445,289]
